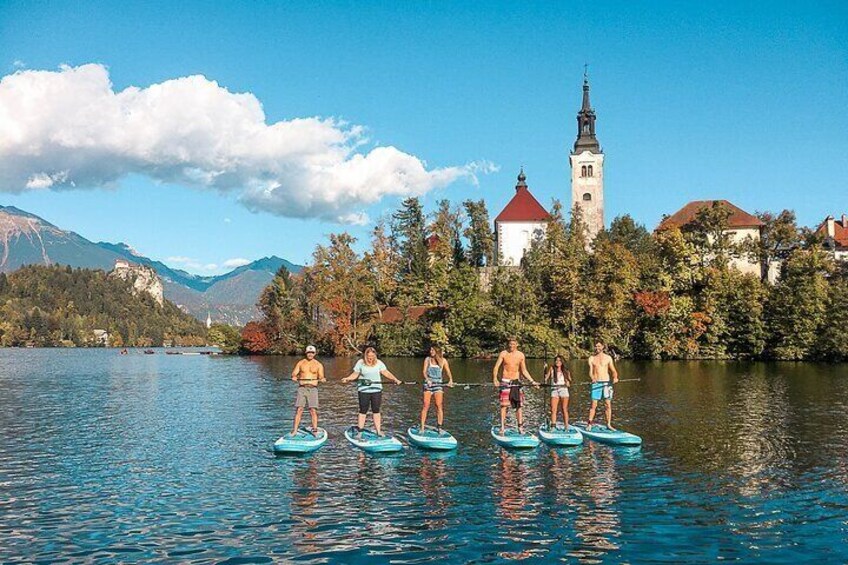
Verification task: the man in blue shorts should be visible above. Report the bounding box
[587,341,619,430]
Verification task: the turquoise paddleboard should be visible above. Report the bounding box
[490,426,540,449]
[344,426,403,453]
[538,423,583,446]
[273,427,328,454]
[573,421,642,446]
[407,426,458,451]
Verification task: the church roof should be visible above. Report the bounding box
[495,170,551,223]
[658,200,764,230]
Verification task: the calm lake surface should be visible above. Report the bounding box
[1,350,847,563]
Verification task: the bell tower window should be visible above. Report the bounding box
[587,165,593,177]
[581,165,587,177]
[582,193,592,201]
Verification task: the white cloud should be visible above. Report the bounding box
[223,217,232,223]
[222,258,250,268]
[0,64,490,223]
[166,256,218,273]
[12,60,26,69]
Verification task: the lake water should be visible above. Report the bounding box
[1,350,847,563]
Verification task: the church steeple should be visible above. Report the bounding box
[569,68,605,247]
[573,68,601,154]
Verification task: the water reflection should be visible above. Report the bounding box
[571,443,621,561]
[728,371,794,497]
[287,457,321,555]
[418,453,452,527]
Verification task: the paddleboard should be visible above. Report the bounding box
[573,421,642,446]
[490,426,540,450]
[273,427,328,454]
[407,426,458,451]
[538,423,583,446]
[344,426,403,453]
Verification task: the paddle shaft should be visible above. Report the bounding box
[457,378,641,388]
[292,378,641,387]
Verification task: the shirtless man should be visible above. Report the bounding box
[291,345,326,435]
[492,338,539,434]
[587,341,619,430]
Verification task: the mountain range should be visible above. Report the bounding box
[0,205,302,325]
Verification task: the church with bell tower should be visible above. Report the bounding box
[493,72,606,265]
[569,71,605,242]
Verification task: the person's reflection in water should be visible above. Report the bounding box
[548,448,579,506]
[418,454,452,532]
[492,451,540,561]
[571,443,621,560]
[349,451,402,545]
[287,457,322,555]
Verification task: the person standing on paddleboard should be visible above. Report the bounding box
[587,341,619,430]
[341,346,402,437]
[290,345,326,436]
[492,338,540,435]
[419,345,455,432]
[545,355,572,429]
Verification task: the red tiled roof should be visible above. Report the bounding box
[425,234,441,251]
[495,186,551,223]
[379,306,434,324]
[815,215,848,249]
[658,200,764,231]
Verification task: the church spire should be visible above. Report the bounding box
[573,68,601,154]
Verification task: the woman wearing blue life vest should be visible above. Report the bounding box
[341,346,402,436]
[419,346,454,432]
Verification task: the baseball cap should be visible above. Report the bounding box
[305,345,317,354]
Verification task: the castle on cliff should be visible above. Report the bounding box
[110,259,164,306]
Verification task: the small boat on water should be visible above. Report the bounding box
[345,426,403,453]
[143,349,155,355]
[407,426,458,451]
[273,427,328,454]
[538,423,583,446]
[573,421,642,446]
[491,426,539,450]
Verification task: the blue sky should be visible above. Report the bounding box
[1,1,846,273]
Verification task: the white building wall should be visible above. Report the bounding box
[725,227,763,278]
[570,150,604,243]
[496,221,547,266]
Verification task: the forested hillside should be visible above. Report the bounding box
[0,265,206,347]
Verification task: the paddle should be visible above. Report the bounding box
[455,378,640,389]
[351,378,419,385]
[571,378,641,388]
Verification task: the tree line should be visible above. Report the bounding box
[0,265,207,347]
[236,197,848,361]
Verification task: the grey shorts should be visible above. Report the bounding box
[550,386,569,399]
[295,387,319,408]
